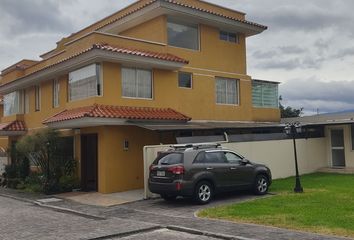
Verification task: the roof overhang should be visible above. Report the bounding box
[0,48,185,95]
[136,120,283,131]
[45,117,189,129]
[99,0,266,37]
[0,131,26,136]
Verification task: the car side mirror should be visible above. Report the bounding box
[241,159,250,165]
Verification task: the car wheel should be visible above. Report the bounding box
[254,174,269,195]
[194,181,213,204]
[161,194,177,201]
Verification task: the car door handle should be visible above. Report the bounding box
[230,167,237,170]
[206,167,213,170]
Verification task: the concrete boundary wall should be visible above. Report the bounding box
[143,138,328,199]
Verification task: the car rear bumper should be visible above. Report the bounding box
[148,179,194,197]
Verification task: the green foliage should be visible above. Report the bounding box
[199,173,354,238]
[279,95,303,118]
[4,165,18,179]
[15,129,78,194]
[59,175,80,192]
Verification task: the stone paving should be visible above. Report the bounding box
[0,188,352,240]
[0,195,156,240]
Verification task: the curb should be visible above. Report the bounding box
[0,192,106,220]
[34,201,106,220]
[87,226,163,240]
[166,225,259,240]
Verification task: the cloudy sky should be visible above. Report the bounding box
[1,0,354,115]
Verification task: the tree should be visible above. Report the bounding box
[279,95,303,118]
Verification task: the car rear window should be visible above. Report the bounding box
[153,152,183,165]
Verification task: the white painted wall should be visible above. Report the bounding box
[223,138,328,179]
[143,138,328,198]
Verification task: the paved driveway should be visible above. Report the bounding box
[0,189,351,240]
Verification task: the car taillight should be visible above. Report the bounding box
[149,165,155,171]
[167,165,185,175]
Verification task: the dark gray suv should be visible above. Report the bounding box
[148,144,272,204]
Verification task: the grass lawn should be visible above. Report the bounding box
[198,173,354,238]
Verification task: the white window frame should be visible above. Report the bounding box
[178,72,193,89]
[52,78,60,108]
[215,77,239,106]
[121,67,153,100]
[68,63,102,102]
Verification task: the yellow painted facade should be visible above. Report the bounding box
[0,0,280,193]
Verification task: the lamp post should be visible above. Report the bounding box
[284,122,304,193]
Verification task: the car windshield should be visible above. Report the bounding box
[153,152,183,165]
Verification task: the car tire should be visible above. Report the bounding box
[194,181,213,204]
[254,174,269,195]
[161,194,177,201]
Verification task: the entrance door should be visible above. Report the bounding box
[81,134,98,191]
[330,129,346,167]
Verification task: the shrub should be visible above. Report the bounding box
[4,165,18,179]
[59,175,80,192]
[15,129,79,194]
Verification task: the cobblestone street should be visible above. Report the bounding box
[0,191,351,240]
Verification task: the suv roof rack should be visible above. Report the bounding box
[171,143,222,150]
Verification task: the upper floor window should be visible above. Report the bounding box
[68,64,101,101]
[52,79,60,108]
[122,67,152,99]
[4,91,22,116]
[178,72,192,88]
[215,77,239,105]
[24,89,30,114]
[252,80,279,108]
[220,31,239,44]
[35,85,41,112]
[167,18,199,50]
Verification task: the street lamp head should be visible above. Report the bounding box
[284,126,291,135]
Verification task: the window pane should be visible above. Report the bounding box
[228,33,237,43]
[53,79,60,108]
[216,78,238,104]
[4,91,20,116]
[69,64,98,101]
[167,19,199,50]
[122,67,137,98]
[137,69,152,98]
[220,31,228,41]
[216,78,227,104]
[122,67,152,99]
[35,86,41,111]
[178,72,192,88]
[24,90,30,114]
[252,81,279,108]
[226,79,237,104]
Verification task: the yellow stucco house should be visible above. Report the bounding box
[0,0,280,193]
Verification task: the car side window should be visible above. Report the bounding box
[194,151,206,163]
[205,152,228,164]
[224,152,243,164]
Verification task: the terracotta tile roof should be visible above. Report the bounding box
[0,43,188,88]
[163,0,267,29]
[43,104,191,124]
[0,120,27,131]
[96,0,267,31]
[93,43,188,64]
